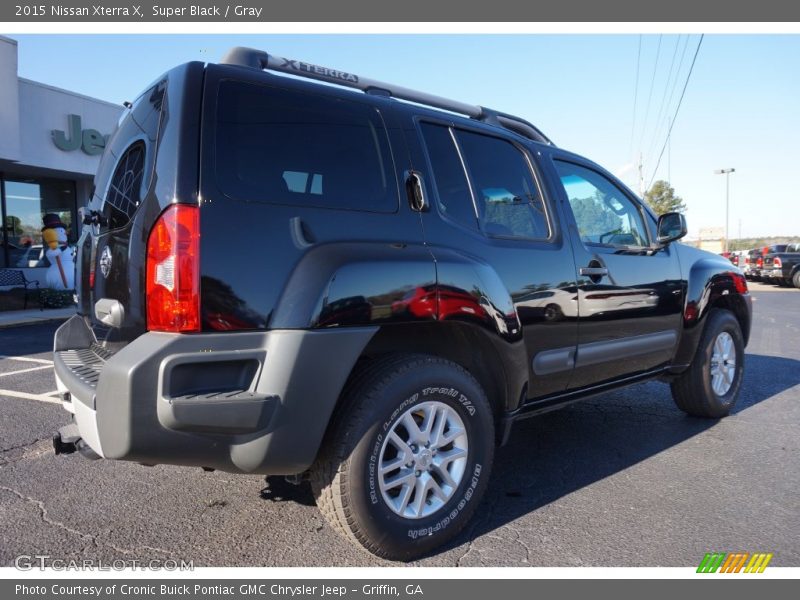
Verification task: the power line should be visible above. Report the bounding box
[637,34,662,152]
[643,35,682,171]
[628,35,642,158]
[643,35,691,171]
[646,34,705,191]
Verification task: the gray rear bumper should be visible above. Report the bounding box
[53,316,376,474]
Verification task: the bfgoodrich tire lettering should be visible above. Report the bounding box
[311,354,494,561]
[670,309,745,418]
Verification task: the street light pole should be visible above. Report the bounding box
[714,168,735,252]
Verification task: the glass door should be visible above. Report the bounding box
[1,176,77,269]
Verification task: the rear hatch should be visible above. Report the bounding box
[76,63,203,351]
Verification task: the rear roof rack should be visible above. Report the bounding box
[220,47,553,146]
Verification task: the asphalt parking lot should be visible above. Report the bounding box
[1,282,798,567]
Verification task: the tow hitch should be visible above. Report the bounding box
[53,423,100,459]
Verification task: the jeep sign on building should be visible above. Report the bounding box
[0,36,122,284]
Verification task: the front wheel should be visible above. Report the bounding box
[671,309,745,418]
[311,355,494,561]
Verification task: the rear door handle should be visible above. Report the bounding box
[405,170,429,212]
[579,267,609,277]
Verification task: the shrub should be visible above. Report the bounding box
[39,288,76,309]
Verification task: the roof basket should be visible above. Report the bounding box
[220,47,553,146]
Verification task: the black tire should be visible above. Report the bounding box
[544,303,563,321]
[670,309,745,418]
[793,271,800,289]
[311,354,494,561]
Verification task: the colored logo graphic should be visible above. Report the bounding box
[697,552,773,573]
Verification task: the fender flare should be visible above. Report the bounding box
[671,257,751,369]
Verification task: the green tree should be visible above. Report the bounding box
[4,215,23,236]
[645,180,687,216]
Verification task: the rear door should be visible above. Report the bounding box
[404,115,579,399]
[550,156,684,389]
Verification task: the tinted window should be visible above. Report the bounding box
[554,161,649,248]
[455,130,549,239]
[420,123,478,230]
[215,81,397,213]
[94,80,164,231]
[104,143,145,230]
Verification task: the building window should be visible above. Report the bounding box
[1,176,78,268]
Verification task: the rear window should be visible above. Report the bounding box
[420,123,477,231]
[104,143,146,230]
[455,129,550,240]
[419,121,550,240]
[215,80,398,213]
[97,79,165,230]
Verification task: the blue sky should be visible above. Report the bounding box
[9,34,800,238]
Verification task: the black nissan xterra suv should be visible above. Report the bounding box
[53,47,752,561]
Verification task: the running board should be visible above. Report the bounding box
[499,366,670,445]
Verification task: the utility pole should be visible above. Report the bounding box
[638,153,644,197]
[714,168,735,253]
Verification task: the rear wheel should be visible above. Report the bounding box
[671,309,745,418]
[792,271,800,289]
[311,354,494,561]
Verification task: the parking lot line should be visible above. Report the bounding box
[0,389,62,405]
[0,355,54,365]
[0,365,53,378]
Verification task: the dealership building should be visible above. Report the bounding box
[0,36,122,285]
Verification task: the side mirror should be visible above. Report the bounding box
[656,212,687,245]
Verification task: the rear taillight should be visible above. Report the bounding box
[774,257,782,269]
[731,272,748,294]
[146,204,200,332]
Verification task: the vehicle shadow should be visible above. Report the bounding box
[438,352,800,559]
[260,476,316,507]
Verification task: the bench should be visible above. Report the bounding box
[0,269,41,310]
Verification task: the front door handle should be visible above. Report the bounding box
[579,266,609,277]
